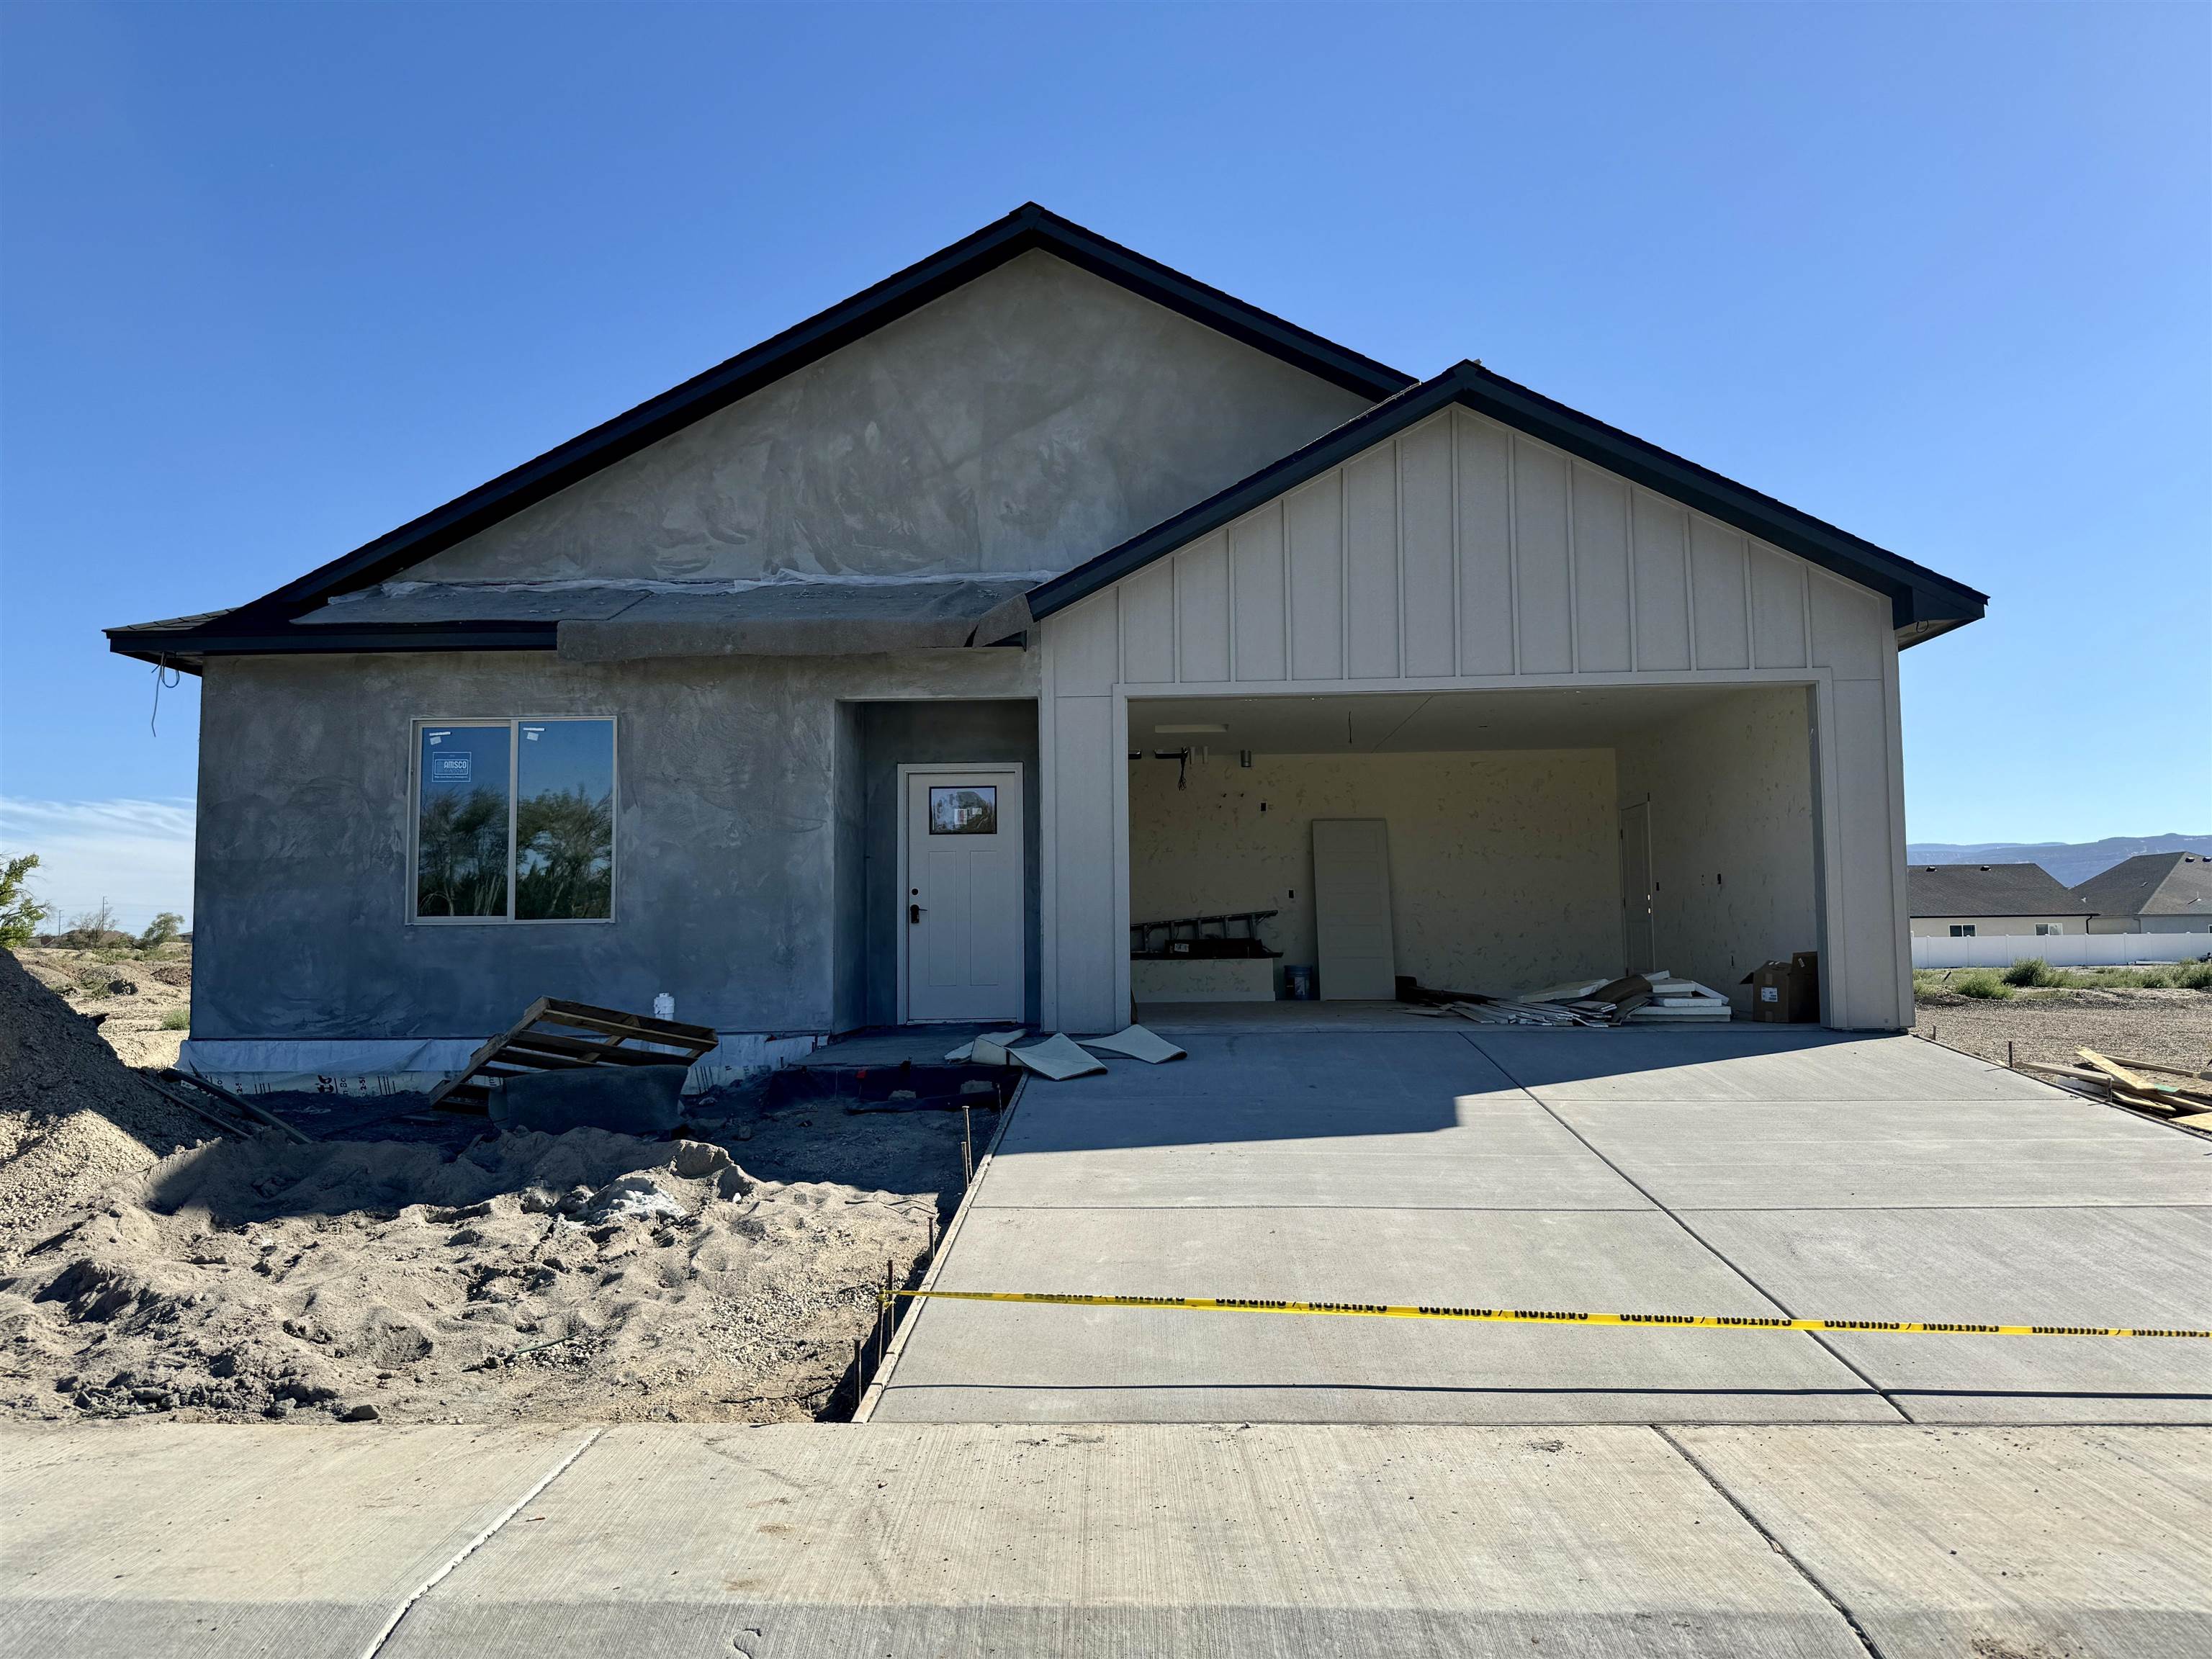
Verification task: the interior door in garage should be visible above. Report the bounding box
[1312,818,1396,999]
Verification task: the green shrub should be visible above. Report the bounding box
[1952,971,2013,999]
[0,853,52,948]
[2175,960,2212,991]
[2134,968,2175,989]
[138,912,184,951]
[2002,957,2057,988]
[160,1007,190,1031]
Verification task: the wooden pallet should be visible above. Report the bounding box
[428,997,721,1115]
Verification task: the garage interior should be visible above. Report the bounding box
[1127,685,1826,1020]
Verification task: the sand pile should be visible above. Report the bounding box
[0,950,211,1267]
[0,1125,934,1424]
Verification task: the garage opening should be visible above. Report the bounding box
[1126,685,1826,1022]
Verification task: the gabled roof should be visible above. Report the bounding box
[2070,853,2212,920]
[109,204,1412,670]
[1907,862,2094,918]
[1025,361,1988,641]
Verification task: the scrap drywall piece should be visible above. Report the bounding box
[1080,1025,1187,1065]
[966,1030,1028,1066]
[1009,1034,1109,1081]
[1520,979,1610,1004]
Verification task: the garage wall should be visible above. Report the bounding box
[1039,406,1912,1033]
[1130,748,1623,997]
[1616,689,1820,1004]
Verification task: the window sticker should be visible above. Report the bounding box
[430,752,474,782]
[929,786,997,835]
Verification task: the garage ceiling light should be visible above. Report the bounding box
[1154,723,1227,734]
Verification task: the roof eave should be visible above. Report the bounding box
[105,617,559,673]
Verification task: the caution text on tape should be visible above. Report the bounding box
[888,1289,2209,1341]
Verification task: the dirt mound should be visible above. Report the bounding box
[0,1125,934,1424]
[0,951,210,1267]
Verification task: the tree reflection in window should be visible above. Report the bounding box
[415,726,511,917]
[516,720,614,920]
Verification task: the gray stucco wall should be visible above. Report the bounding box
[403,251,1371,586]
[194,649,1038,1041]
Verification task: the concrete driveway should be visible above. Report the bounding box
[868,1025,2212,1425]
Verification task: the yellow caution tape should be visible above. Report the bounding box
[888,1289,2211,1341]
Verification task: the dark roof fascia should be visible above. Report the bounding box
[1028,362,1990,642]
[240,204,1410,619]
[107,618,556,673]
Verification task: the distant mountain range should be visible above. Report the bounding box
[1906,835,2212,889]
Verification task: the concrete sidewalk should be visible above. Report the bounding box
[869,1028,2212,1425]
[6,1420,2209,1658]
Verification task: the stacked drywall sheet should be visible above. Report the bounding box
[1400,971,1732,1028]
[1624,976,1732,1024]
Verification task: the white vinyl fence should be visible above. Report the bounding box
[1912,932,2212,971]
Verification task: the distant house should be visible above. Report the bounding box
[2072,853,2212,935]
[1907,863,2094,938]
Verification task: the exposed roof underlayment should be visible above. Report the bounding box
[295,574,1042,657]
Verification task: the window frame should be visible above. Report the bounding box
[1949,924,1977,938]
[408,715,619,927]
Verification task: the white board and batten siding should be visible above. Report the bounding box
[1040,407,1910,1035]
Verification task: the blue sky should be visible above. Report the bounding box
[2,2,2206,928]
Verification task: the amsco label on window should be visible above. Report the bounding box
[431,752,474,782]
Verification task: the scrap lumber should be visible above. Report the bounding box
[2077,1048,2157,1094]
[2014,1044,2212,1131]
[430,997,719,1115]
[2105,1055,2212,1082]
[158,1068,314,1143]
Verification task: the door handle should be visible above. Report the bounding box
[909,903,925,925]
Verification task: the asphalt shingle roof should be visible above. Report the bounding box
[1908,863,2093,918]
[2069,853,2212,922]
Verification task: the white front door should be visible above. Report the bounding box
[902,766,1025,1023]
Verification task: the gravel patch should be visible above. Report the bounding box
[1912,986,2212,1071]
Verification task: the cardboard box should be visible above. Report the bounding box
[1743,951,1820,1023]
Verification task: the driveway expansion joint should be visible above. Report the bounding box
[1466,1031,1916,1424]
[1654,1424,1887,1659]
[359,1426,604,1659]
